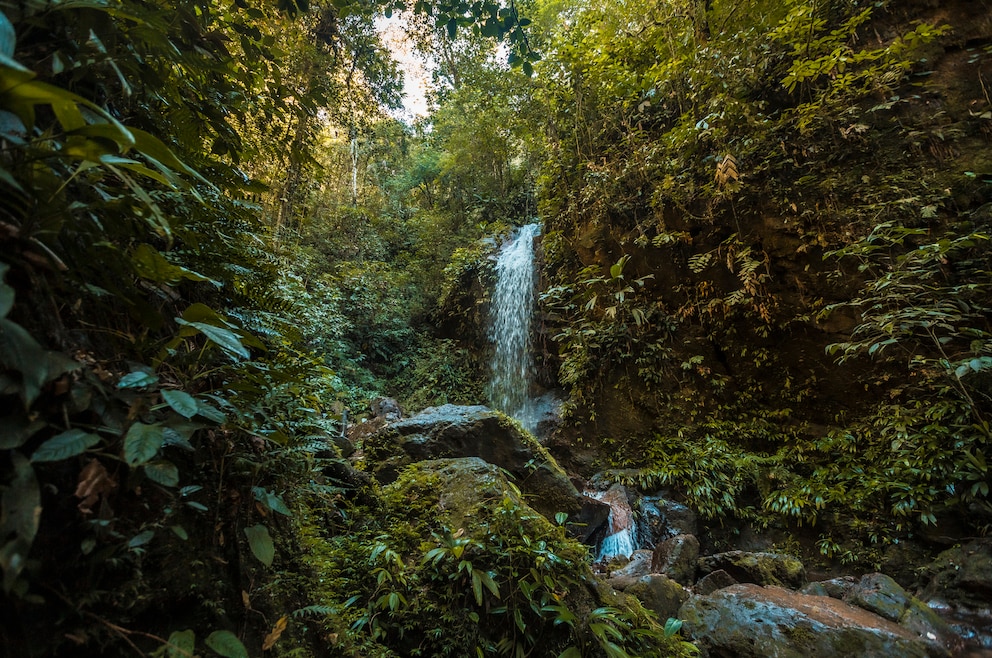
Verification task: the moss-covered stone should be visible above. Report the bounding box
[697,550,807,589]
[625,574,689,621]
[362,404,589,522]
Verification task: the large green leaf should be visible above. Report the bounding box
[0,318,47,406]
[130,127,212,187]
[252,487,292,516]
[144,460,179,487]
[0,11,15,59]
[118,370,160,389]
[205,630,248,658]
[31,429,100,462]
[123,422,164,466]
[176,319,250,359]
[244,524,274,566]
[162,389,198,419]
[195,400,227,424]
[163,629,195,658]
[132,244,218,286]
[181,303,236,328]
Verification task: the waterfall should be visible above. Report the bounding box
[588,485,638,561]
[487,223,541,431]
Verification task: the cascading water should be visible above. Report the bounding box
[487,223,541,431]
[588,485,638,561]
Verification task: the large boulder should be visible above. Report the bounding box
[679,584,948,658]
[804,573,957,654]
[625,574,689,621]
[363,404,588,521]
[388,457,524,531]
[695,569,738,595]
[651,534,699,586]
[697,550,807,589]
[642,495,698,539]
[921,538,992,611]
[607,550,653,582]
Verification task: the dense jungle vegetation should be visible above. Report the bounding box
[0,0,990,655]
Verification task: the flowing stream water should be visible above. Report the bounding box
[587,485,638,561]
[487,223,541,431]
[486,224,640,561]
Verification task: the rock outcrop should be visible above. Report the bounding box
[680,584,947,658]
[696,550,807,589]
[362,404,599,523]
[651,534,700,586]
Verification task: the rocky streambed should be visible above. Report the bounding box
[346,403,992,657]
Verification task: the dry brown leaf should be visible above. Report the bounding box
[262,616,287,651]
[242,590,251,609]
[74,459,116,516]
[715,153,740,187]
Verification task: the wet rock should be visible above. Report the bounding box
[845,573,911,621]
[318,458,373,503]
[651,534,699,586]
[639,494,698,543]
[920,539,992,654]
[321,458,369,487]
[801,576,857,599]
[571,494,611,543]
[804,573,958,654]
[697,550,807,589]
[922,538,992,611]
[611,549,653,579]
[655,498,698,537]
[588,484,638,560]
[679,584,947,658]
[524,389,565,441]
[363,404,585,522]
[604,550,653,590]
[312,432,355,458]
[372,397,403,421]
[625,574,689,621]
[696,569,738,595]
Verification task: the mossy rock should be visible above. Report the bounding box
[376,458,692,657]
[387,457,526,532]
[922,538,992,610]
[697,550,807,589]
[624,574,689,621]
[363,404,587,521]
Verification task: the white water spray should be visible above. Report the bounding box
[588,485,638,561]
[487,224,541,430]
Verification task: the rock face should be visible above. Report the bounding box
[803,573,957,654]
[651,534,700,586]
[372,397,403,421]
[609,549,653,580]
[922,539,992,611]
[392,457,521,530]
[680,584,945,658]
[625,574,689,621]
[917,539,992,654]
[695,569,737,595]
[363,404,590,521]
[697,550,807,589]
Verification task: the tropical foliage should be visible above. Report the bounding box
[536,0,991,556]
[2,0,991,653]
